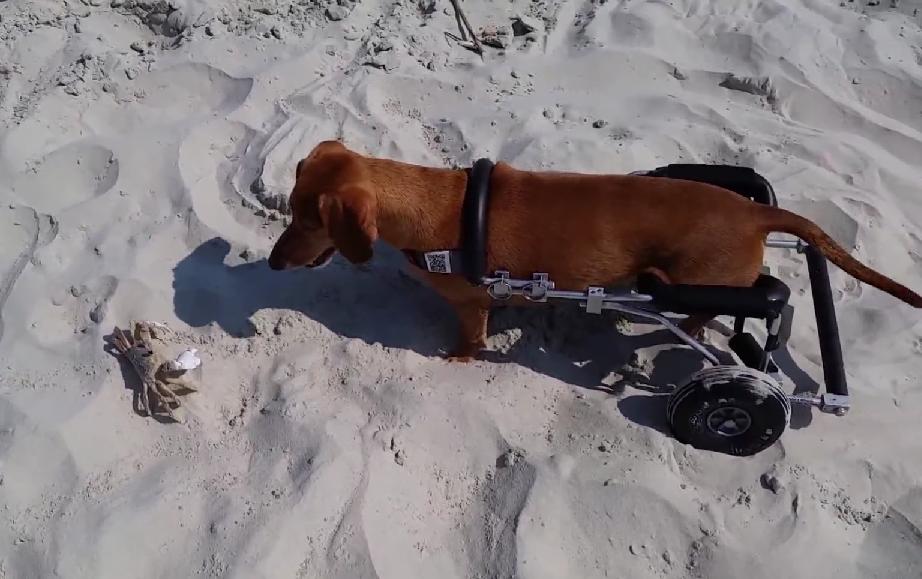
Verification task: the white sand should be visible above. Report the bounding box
[2,0,922,577]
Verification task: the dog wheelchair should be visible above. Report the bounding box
[409,161,850,457]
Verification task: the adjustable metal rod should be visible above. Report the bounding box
[545,288,652,302]
[788,393,851,416]
[804,245,849,398]
[482,271,720,365]
[765,237,806,251]
[582,301,722,365]
[482,271,653,303]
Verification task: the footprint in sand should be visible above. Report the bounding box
[0,207,41,345]
[8,143,119,214]
[0,390,79,516]
[227,111,338,218]
[131,63,253,121]
[83,62,254,132]
[178,119,272,249]
[784,199,860,270]
[855,486,922,577]
[0,206,58,345]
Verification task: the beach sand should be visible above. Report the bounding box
[1,0,922,577]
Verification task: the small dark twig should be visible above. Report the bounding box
[452,5,466,39]
[447,0,483,58]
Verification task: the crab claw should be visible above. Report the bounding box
[133,321,144,344]
[111,327,132,353]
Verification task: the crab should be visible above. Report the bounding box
[109,321,200,421]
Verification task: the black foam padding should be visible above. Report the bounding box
[461,158,495,285]
[728,332,779,373]
[804,245,848,396]
[637,273,791,318]
[646,164,777,207]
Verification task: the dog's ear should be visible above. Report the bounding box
[295,158,304,181]
[318,185,378,264]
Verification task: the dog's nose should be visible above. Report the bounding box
[267,253,286,270]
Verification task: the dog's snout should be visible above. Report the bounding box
[267,247,288,270]
[268,227,295,270]
[267,255,286,270]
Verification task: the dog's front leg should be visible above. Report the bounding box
[679,314,713,340]
[417,271,491,362]
[447,300,490,362]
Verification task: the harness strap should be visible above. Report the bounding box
[403,158,494,286]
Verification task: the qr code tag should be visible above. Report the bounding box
[423,251,451,274]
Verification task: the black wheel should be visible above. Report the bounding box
[666,365,791,456]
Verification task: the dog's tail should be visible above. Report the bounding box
[757,205,922,308]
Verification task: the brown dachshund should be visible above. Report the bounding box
[268,140,922,361]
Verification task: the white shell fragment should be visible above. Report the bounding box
[174,348,202,370]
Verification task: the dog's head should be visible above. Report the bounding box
[267,141,378,271]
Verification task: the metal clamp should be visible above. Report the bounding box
[788,393,851,416]
[523,273,554,302]
[586,287,605,314]
[487,270,513,300]
[820,394,851,416]
[765,237,808,253]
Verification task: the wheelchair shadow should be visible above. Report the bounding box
[172,237,821,435]
[772,347,819,429]
[480,305,740,434]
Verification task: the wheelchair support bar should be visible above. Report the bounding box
[635,274,790,319]
[804,244,849,398]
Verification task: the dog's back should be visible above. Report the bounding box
[486,163,762,289]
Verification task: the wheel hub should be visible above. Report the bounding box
[706,406,752,437]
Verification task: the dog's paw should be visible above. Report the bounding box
[445,346,483,363]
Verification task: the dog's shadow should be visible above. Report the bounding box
[172,237,820,431]
[171,237,459,354]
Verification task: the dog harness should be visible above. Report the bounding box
[403,158,495,286]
